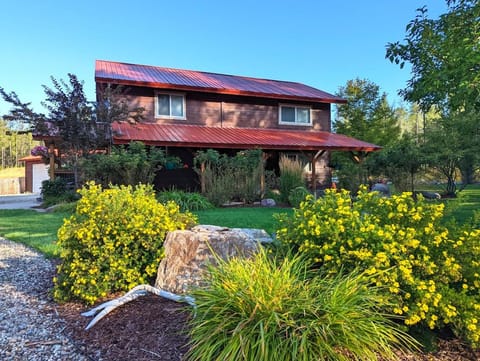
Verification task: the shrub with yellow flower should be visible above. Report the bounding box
[276,186,480,348]
[53,182,197,304]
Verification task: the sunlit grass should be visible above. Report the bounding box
[0,209,70,257]
[195,207,292,235]
[0,167,24,178]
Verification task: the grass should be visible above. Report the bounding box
[188,250,419,361]
[0,209,71,257]
[0,206,292,258]
[195,207,292,235]
[418,183,480,224]
[0,167,24,178]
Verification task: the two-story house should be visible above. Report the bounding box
[94,60,380,191]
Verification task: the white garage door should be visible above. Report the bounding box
[32,163,49,194]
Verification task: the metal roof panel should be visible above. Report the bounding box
[112,123,381,152]
[96,60,346,104]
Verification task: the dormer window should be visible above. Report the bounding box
[279,105,311,125]
[156,92,186,119]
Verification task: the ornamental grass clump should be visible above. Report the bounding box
[275,186,480,348]
[279,155,305,204]
[187,249,418,361]
[53,181,197,305]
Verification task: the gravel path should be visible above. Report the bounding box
[0,238,88,361]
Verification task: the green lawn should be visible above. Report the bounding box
[0,209,71,257]
[0,207,292,258]
[418,184,480,224]
[195,207,292,235]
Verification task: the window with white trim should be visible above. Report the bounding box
[156,92,186,119]
[279,105,312,125]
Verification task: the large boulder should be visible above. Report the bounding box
[155,225,273,294]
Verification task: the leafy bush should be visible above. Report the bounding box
[187,249,418,361]
[157,189,213,212]
[81,141,166,186]
[41,178,78,206]
[279,155,305,204]
[53,182,197,304]
[288,186,311,208]
[276,187,480,347]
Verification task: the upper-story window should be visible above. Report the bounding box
[279,105,312,125]
[156,92,186,119]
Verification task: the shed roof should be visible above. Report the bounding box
[96,60,346,104]
[112,122,381,152]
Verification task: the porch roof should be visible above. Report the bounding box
[111,122,381,152]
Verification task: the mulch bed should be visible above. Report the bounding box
[58,294,191,361]
[57,293,480,361]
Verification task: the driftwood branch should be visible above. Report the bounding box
[81,284,195,330]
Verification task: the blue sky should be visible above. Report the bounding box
[0,0,449,117]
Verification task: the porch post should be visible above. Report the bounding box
[310,150,326,192]
[48,143,55,180]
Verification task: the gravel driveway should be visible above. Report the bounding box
[0,238,87,360]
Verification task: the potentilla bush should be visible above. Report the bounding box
[187,249,418,361]
[275,187,480,347]
[53,181,197,304]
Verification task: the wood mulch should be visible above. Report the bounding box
[57,293,480,361]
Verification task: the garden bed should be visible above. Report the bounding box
[57,294,480,360]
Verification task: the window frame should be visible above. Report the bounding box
[278,104,312,126]
[155,91,186,119]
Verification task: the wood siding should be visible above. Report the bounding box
[109,85,331,131]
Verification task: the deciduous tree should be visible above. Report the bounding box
[0,74,144,186]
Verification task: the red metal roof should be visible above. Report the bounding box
[96,60,346,104]
[112,123,381,152]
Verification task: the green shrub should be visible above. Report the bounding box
[276,187,480,347]
[81,141,166,186]
[41,178,78,206]
[187,249,418,361]
[194,149,263,206]
[279,155,305,204]
[53,182,197,304]
[157,189,213,212]
[288,186,311,208]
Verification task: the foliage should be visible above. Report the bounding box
[157,189,213,212]
[421,112,479,195]
[0,75,144,187]
[194,149,263,206]
[287,186,310,208]
[386,0,480,113]
[372,135,424,193]
[81,141,165,186]
[278,155,305,204]
[0,119,37,169]
[332,78,402,192]
[41,178,78,206]
[334,78,401,147]
[386,1,480,186]
[53,182,197,304]
[187,249,418,361]
[276,188,480,347]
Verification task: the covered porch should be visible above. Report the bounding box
[111,122,382,192]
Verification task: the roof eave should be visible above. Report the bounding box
[112,137,381,152]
